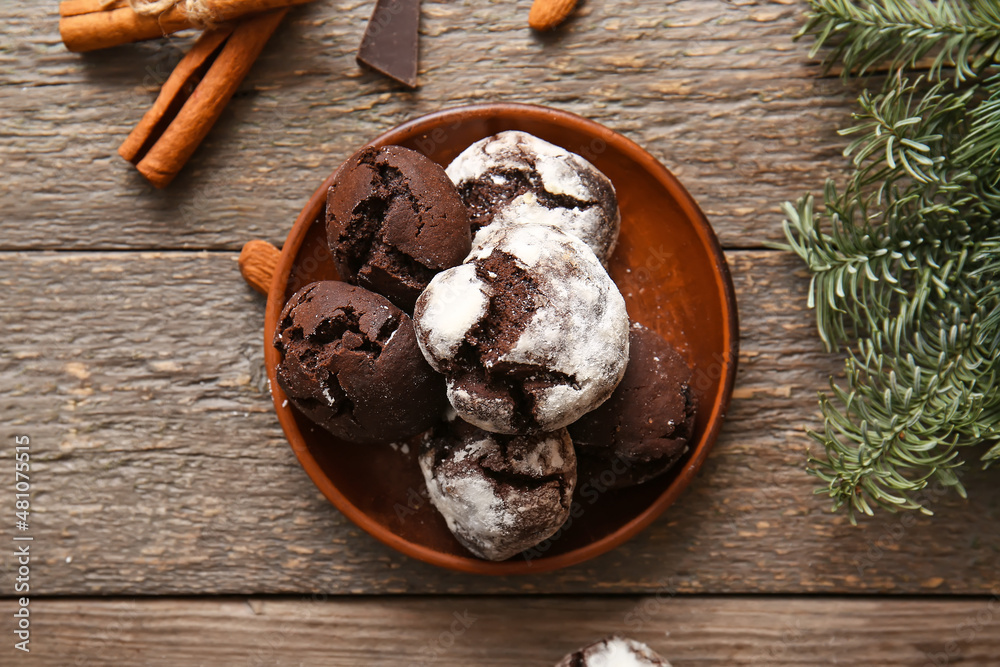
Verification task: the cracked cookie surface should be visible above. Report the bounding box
[445,130,620,262]
[326,145,472,313]
[569,323,697,488]
[273,281,447,444]
[555,636,672,666]
[413,224,630,434]
[419,418,576,561]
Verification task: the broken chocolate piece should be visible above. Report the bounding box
[356,0,422,88]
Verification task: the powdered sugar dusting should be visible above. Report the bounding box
[583,637,671,667]
[419,441,516,558]
[418,223,629,434]
[447,382,515,433]
[473,191,610,260]
[532,150,590,200]
[419,427,576,561]
[383,325,400,348]
[446,131,592,201]
[486,224,629,431]
[414,263,490,366]
[450,437,491,464]
[321,386,336,406]
[470,220,552,268]
[512,432,568,476]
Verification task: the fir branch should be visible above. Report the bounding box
[782,0,1000,518]
[956,73,1000,179]
[781,78,987,351]
[973,237,1000,351]
[841,79,974,191]
[799,0,1000,80]
[809,265,1000,520]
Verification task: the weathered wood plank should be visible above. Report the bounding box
[0,1,857,251]
[1,250,997,595]
[8,596,1000,665]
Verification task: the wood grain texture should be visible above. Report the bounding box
[0,0,857,250]
[7,596,1000,665]
[1,250,997,596]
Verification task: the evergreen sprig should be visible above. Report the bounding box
[800,0,1000,80]
[958,74,1000,176]
[781,0,1000,521]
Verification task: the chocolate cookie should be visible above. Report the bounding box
[556,636,672,667]
[413,224,630,434]
[273,281,447,444]
[326,145,472,312]
[445,130,620,262]
[419,418,576,561]
[569,323,696,488]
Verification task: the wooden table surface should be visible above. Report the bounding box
[2,1,998,665]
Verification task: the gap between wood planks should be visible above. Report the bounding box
[5,595,999,667]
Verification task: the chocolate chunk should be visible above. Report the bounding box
[273,281,447,444]
[356,0,422,88]
[326,145,471,313]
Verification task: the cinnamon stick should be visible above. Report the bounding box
[118,8,287,188]
[59,0,310,52]
[118,26,233,164]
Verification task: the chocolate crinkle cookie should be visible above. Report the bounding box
[273,281,447,444]
[326,145,472,313]
[445,131,620,262]
[413,223,630,434]
[419,419,576,561]
[569,323,696,489]
[555,636,672,667]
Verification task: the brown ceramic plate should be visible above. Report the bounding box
[264,103,738,575]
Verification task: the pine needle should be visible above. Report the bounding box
[782,0,1000,520]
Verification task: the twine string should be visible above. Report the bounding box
[101,0,218,29]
